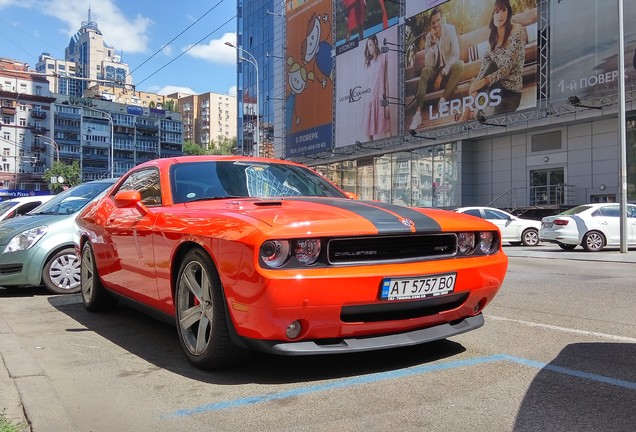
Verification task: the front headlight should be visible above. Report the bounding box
[3,226,48,253]
[260,240,290,268]
[479,231,496,254]
[294,239,321,265]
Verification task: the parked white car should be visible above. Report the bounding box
[0,195,55,223]
[453,206,542,246]
[540,203,636,252]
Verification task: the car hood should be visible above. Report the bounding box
[184,197,492,236]
[0,214,72,244]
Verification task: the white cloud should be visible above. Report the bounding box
[155,85,196,96]
[41,0,152,54]
[227,85,237,97]
[184,32,236,65]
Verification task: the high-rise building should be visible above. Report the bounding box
[1,9,184,192]
[235,0,636,210]
[0,58,56,198]
[35,7,133,97]
[173,92,237,149]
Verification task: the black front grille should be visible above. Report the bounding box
[341,292,469,322]
[328,234,457,264]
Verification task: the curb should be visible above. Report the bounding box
[0,315,77,432]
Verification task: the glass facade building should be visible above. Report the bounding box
[236,0,636,210]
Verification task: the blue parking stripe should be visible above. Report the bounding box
[165,353,636,418]
[498,354,636,391]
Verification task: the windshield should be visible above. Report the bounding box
[170,161,347,204]
[0,201,18,214]
[559,205,594,216]
[30,181,114,215]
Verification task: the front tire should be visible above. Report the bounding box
[42,248,81,294]
[81,242,118,311]
[175,248,249,369]
[521,229,540,246]
[582,231,605,252]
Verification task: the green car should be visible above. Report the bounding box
[0,179,116,294]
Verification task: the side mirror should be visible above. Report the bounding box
[113,190,148,216]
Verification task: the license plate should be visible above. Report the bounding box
[542,222,553,228]
[380,273,456,301]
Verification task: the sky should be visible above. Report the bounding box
[0,0,238,96]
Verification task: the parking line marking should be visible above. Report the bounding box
[488,315,636,343]
[166,355,503,418]
[165,353,636,418]
[500,354,636,390]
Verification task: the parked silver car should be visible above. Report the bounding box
[454,206,542,246]
[0,179,116,293]
[540,203,636,251]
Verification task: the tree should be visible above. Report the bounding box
[182,140,206,155]
[208,137,237,155]
[149,101,156,108]
[164,99,178,112]
[42,161,82,193]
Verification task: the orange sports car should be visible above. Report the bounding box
[75,156,508,369]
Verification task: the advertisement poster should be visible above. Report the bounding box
[404,0,538,132]
[549,0,636,105]
[335,26,399,147]
[285,0,334,158]
[406,0,451,18]
[334,0,400,49]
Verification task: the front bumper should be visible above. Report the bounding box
[243,314,484,355]
[0,247,47,287]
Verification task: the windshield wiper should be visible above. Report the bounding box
[184,195,243,203]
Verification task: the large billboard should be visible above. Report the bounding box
[549,0,636,105]
[334,0,400,48]
[285,0,334,158]
[404,0,538,131]
[335,26,399,147]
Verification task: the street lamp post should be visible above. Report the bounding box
[225,41,260,157]
[36,135,60,162]
[85,108,114,177]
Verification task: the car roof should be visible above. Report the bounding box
[1,195,55,204]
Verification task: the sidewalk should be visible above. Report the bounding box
[503,244,636,263]
[0,313,77,432]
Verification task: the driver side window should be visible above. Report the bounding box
[115,168,162,206]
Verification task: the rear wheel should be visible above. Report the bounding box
[81,242,118,311]
[521,229,539,246]
[557,243,577,251]
[582,231,605,252]
[175,247,249,369]
[42,248,81,294]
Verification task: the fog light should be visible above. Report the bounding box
[285,320,302,339]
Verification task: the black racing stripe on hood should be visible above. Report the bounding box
[286,198,442,234]
[365,201,443,232]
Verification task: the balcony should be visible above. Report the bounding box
[1,106,16,115]
[31,111,47,120]
[29,124,49,134]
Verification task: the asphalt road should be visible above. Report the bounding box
[1,249,635,432]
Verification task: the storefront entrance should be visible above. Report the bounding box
[529,168,566,205]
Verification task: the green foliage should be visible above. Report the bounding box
[163,99,178,112]
[0,410,26,432]
[182,138,237,156]
[42,161,82,193]
[208,137,237,155]
[182,140,206,155]
[149,101,156,108]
